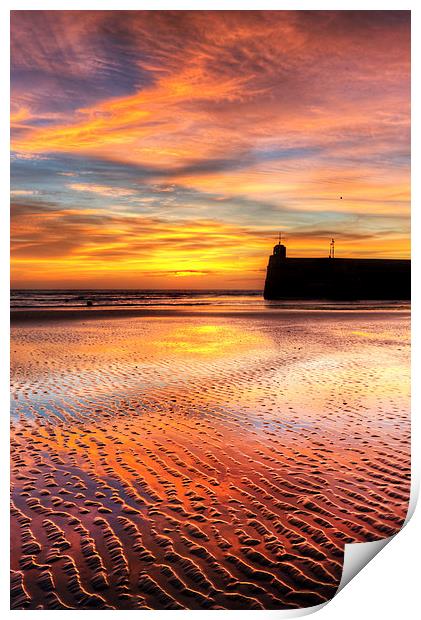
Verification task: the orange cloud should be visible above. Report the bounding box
[10,11,410,287]
[11,198,409,289]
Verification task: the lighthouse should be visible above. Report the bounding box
[273,233,286,259]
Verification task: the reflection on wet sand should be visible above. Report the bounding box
[10,312,410,609]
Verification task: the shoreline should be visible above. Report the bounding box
[10,305,411,324]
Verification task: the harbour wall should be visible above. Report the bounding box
[263,257,410,300]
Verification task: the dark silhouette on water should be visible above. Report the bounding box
[264,239,410,300]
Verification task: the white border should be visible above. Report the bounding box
[2,2,419,619]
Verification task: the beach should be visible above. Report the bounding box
[10,309,410,610]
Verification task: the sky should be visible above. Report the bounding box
[10,10,410,289]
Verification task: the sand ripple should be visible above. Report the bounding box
[10,314,410,609]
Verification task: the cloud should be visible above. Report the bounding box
[10,11,410,286]
[10,189,38,197]
[67,183,137,197]
[12,12,409,167]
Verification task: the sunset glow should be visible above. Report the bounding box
[11,10,410,288]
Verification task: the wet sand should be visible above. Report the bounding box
[11,305,409,324]
[10,311,410,609]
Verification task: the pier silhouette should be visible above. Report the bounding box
[264,239,410,300]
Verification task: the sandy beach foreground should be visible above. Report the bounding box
[10,311,410,609]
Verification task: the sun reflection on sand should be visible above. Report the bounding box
[158,324,265,356]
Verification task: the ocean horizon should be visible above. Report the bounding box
[11,288,410,312]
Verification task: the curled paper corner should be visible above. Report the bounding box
[337,536,392,594]
[276,474,420,619]
[337,462,419,596]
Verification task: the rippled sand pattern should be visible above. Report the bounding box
[10,313,410,609]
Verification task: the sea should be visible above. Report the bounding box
[10,289,410,312]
